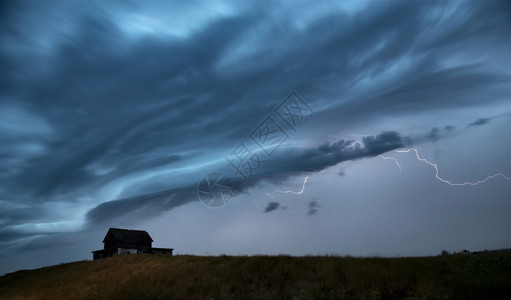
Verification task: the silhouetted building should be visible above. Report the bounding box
[92,228,173,260]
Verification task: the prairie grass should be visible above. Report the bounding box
[1,253,510,299]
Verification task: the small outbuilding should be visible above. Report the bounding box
[92,227,173,260]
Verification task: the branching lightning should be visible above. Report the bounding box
[267,148,509,200]
[266,176,309,198]
[379,155,402,172]
[394,148,511,186]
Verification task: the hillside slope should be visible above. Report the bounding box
[1,253,510,299]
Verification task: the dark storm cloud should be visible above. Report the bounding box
[86,131,405,226]
[319,66,510,130]
[1,0,510,254]
[468,118,491,127]
[267,131,404,174]
[307,199,320,216]
[85,186,197,226]
[406,125,466,145]
[362,132,403,155]
[1,11,268,199]
[264,202,280,213]
[71,129,406,227]
[0,205,52,230]
[444,125,455,132]
[1,231,86,255]
[427,127,440,143]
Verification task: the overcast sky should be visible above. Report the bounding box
[1,0,510,275]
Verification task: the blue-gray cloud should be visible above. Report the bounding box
[83,130,406,227]
[307,199,321,216]
[468,118,491,127]
[264,202,280,213]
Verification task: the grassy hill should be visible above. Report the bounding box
[1,253,510,299]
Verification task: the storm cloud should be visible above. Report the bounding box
[307,199,321,216]
[468,118,491,127]
[264,202,280,213]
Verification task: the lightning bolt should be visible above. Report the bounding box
[395,148,511,186]
[379,155,402,172]
[266,176,309,198]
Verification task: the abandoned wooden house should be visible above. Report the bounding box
[92,227,173,260]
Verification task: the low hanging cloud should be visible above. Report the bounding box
[468,118,491,127]
[267,131,404,174]
[264,202,280,213]
[307,199,321,216]
[444,125,455,132]
[84,131,406,227]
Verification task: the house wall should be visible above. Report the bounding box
[92,248,117,260]
[117,248,140,255]
[119,241,152,248]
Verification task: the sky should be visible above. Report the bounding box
[0,0,510,275]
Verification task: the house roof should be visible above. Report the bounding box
[103,227,153,243]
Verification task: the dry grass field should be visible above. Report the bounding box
[1,253,510,299]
